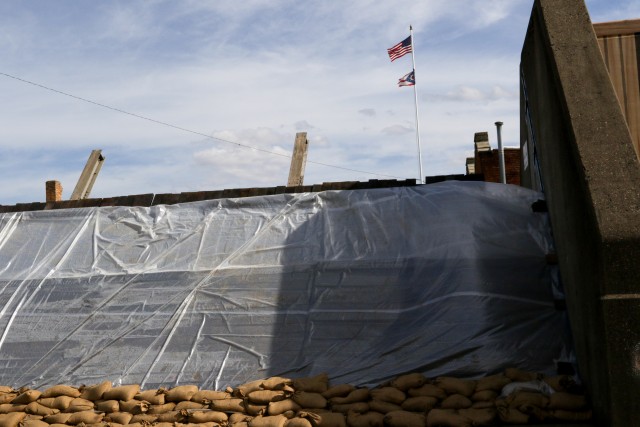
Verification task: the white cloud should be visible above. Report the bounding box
[358,109,376,117]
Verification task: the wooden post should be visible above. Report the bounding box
[287,132,308,187]
[70,149,105,200]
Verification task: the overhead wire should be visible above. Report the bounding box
[0,72,403,180]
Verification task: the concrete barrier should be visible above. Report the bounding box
[520,0,640,425]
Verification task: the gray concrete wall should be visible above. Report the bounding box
[520,1,640,425]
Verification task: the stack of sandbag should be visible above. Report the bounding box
[0,367,591,427]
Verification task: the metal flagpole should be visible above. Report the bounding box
[409,25,424,183]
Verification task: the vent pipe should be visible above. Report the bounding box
[495,121,506,184]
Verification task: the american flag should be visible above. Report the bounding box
[387,36,412,61]
[398,70,415,87]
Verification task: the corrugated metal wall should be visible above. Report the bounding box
[594,19,640,158]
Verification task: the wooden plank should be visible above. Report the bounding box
[621,34,640,157]
[593,19,640,37]
[287,132,308,187]
[70,149,105,200]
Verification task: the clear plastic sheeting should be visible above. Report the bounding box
[0,181,570,389]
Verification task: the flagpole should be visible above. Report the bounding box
[409,25,424,184]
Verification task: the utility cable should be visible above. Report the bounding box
[0,72,403,179]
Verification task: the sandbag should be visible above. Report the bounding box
[79,381,112,402]
[308,412,346,427]
[0,396,17,405]
[370,388,405,405]
[328,389,369,405]
[390,373,427,392]
[0,405,26,414]
[401,396,437,412]
[174,401,205,411]
[471,401,495,409]
[166,385,199,403]
[0,389,13,395]
[191,390,231,403]
[261,377,293,391]
[407,384,447,400]
[551,409,592,421]
[188,410,228,423]
[40,395,73,411]
[292,374,329,394]
[12,391,41,405]
[504,368,540,383]
[248,390,287,405]
[119,399,149,414]
[236,379,266,397]
[245,402,268,416]
[426,409,472,427]
[209,398,245,413]
[66,411,103,425]
[328,402,368,415]
[154,423,176,427]
[470,390,497,402]
[103,385,140,402]
[292,392,326,409]
[104,412,133,424]
[268,400,301,416]
[384,411,425,427]
[134,389,165,405]
[249,414,288,427]
[154,411,183,423]
[346,411,384,427]
[147,403,177,414]
[95,400,119,413]
[367,400,402,414]
[497,406,529,424]
[40,385,80,399]
[64,397,94,412]
[542,375,575,393]
[25,402,58,416]
[475,374,511,392]
[130,414,158,424]
[548,392,587,410]
[0,412,26,427]
[230,413,253,424]
[284,417,312,427]
[507,391,549,409]
[321,385,355,400]
[457,408,496,427]
[42,413,72,424]
[19,419,48,427]
[434,378,476,397]
[440,394,472,410]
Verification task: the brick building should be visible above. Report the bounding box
[466,131,521,185]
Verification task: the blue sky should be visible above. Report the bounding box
[0,0,638,204]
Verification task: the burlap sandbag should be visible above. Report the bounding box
[328,402,368,415]
[165,385,199,403]
[471,401,495,409]
[542,375,575,393]
[261,377,293,391]
[147,403,176,414]
[0,395,17,405]
[130,414,157,424]
[191,390,231,403]
[119,399,149,414]
[401,396,437,412]
[0,389,13,395]
[134,389,165,405]
[308,412,345,427]
[154,411,183,423]
[426,409,472,427]
[550,409,592,421]
[64,397,94,412]
[369,387,405,405]
[470,390,497,402]
[102,385,140,402]
[19,419,48,427]
[248,390,287,405]
[368,400,402,414]
[79,381,111,402]
[346,411,384,427]
[232,422,250,427]
[507,391,549,409]
[268,399,301,416]
[292,392,326,409]
[321,385,355,400]
[41,385,80,399]
[0,405,26,414]
[174,401,205,411]
[154,423,175,427]
[209,398,245,413]
[0,412,26,427]
[497,405,529,424]
[13,391,41,405]
[475,374,511,393]
[384,411,425,427]
[434,378,476,397]
[20,416,41,422]
[245,401,268,416]
[43,413,71,424]
[188,410,228,423]
[66,411,103,425]
[440,394,472,410]
[407,384,446,400]
[95,400,119,413]
[230,413,253,424]
[39,395,73,411]
[292,374,329,394]
[25,402,58,416]
[249,414,288,427]
[283,417,312,427]
[328,388,369,405]
[548,392,587,410]
[457,408,496,426]
[46,424,69,427]
[236,379,266,398]
[504,368,539,383]
[390,373,427,392]
[104,412,133,424]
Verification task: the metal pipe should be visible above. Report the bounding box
[495,121,506,184]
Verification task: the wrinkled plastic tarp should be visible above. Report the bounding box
[0,182,571,389]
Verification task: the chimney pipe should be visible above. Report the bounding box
[495,121,506,184]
